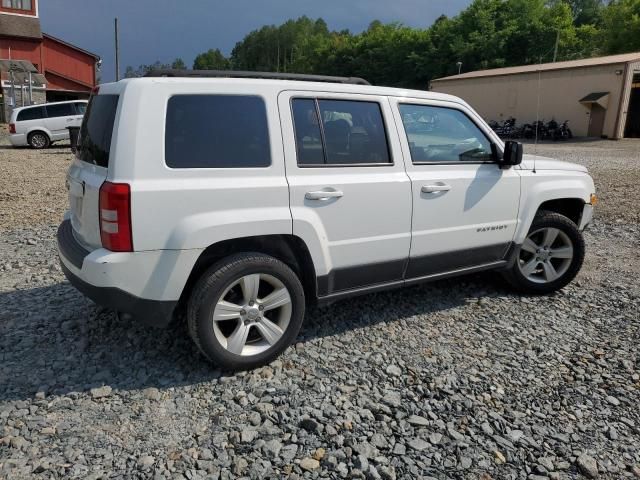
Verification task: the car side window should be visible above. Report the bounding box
[46,103,75,118]
[16,106,46,122]
[75,103,87,115]
[399,104,494,163]
[291,99,324,165]
[165,95,271,168]
[292,98,391,166]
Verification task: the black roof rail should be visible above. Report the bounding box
[143,69,371,86]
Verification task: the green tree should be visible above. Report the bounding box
[193,49,230,70]
[189,0,630,88]
[172,58,187,70]
[123,61,169,78]
[600,0,640,53]
[564,0,605,26]
[124,65,137,78]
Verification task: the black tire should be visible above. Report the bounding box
[28,131,50,149]
[503,211,585,294]
[187,253,305,370]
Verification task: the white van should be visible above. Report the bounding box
[57,71,595,369]
[8,100,88,148]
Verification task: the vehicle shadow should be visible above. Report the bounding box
[0,273,509,403]
[0,144,72,151]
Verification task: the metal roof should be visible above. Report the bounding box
[0,59,38,73]
[432,52,640,82]
[42,33,101,60]
[0,60,47,87]
[579,92,609,103]
[0,14,42,39]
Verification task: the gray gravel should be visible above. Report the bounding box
[1,139,639,479]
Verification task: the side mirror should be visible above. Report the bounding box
[501,140,523,168]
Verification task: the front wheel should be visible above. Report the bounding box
[503,211,585,294]
[187,253,305,370]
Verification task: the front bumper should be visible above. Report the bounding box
[57,220,179,327]
[578,203,593,230]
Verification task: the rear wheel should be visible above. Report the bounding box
[28,131,50,149]
[503,211,585,294]
[187,253,305,370]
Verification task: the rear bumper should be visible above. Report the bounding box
[57,220,190,328]
[8,133,27,147]
[60,261,177,328]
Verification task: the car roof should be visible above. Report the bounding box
[13,99,87,112]
[100,77,467,106]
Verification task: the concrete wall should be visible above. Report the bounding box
[431,63,628,138]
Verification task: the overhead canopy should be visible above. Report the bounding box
[0,59,47,87]
[579,91,609,109]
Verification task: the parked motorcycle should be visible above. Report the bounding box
[493,117,517,139]
[555,120,573,140]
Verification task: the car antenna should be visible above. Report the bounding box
[533,58,543,174]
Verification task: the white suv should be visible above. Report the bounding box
[9,100,87,148]
[57,71,595,370]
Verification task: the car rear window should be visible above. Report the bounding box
[165,95,271,168]
[16,106,46,122]
[78,94,119,168]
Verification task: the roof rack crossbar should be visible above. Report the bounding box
[143,69,371,86]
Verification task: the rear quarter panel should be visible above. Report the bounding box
[107,80,292,252]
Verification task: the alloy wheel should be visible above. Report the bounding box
[212,273,292,356]
[31,133,47,148]
[517,227,574,284]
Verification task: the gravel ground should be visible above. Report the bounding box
[0,134,639,479]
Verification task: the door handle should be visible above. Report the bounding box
[421,184,451,193]
[305,190,344,201]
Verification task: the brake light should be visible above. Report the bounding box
[9,123,16,134]
[99,181,132,252]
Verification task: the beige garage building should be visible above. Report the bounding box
[430,52,640,139]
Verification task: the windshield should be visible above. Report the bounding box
[77,94,119,168]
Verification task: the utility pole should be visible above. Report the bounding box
[114,18,120,81]
[552,30,560,63]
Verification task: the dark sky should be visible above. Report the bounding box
[40,0,472,83]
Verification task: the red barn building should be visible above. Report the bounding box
[0,0,99,121]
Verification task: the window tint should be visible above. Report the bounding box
[16,106,45,122]
[291,99,324,165]
[78,95,119,168]
[292,98,391,166]
[2,0,32,10]
[399,104,494,163]
[165,95,270,168]
[75,103,87,115]
[46,103,75,118]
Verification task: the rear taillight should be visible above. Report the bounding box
[99,181,132,252]
[9,123,16,134]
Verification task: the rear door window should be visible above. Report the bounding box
[77,94,119,168]
[165,95,271,168]
[292,98,391,166]
[46,103,75,118]
[17,106,46,122]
